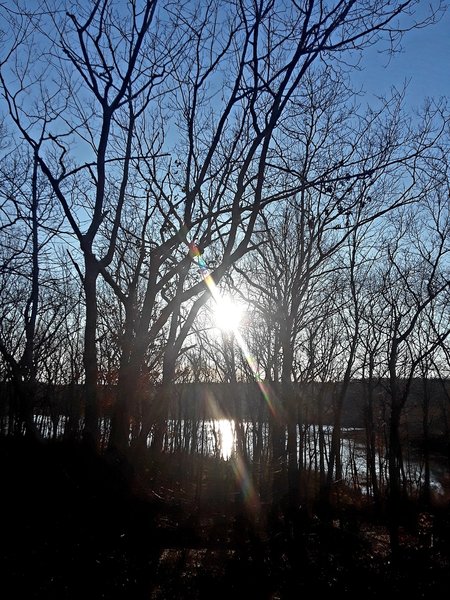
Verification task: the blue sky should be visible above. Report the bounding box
[350,4,450,110]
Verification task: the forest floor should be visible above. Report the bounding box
[2,436,450,599]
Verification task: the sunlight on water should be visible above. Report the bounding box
[217,418,234,459]
[26,414,446,496]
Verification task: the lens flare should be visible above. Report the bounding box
[195,265,279,512]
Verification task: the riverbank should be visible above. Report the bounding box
[1,436,450,599]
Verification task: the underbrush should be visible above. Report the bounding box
[1,436,449,599]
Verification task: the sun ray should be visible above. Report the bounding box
[198,264,278,419]
[194,264,277,512]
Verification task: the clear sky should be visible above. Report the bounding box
[350,3,450,110]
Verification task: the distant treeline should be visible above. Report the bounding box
[1,378,449,435]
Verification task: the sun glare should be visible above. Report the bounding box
[213,295,244,332]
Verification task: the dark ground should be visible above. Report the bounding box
[2,436,450,599]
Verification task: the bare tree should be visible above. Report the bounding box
[1,0,445,453]
[230,70,448,505]
[359,263,388,506]
[373,185,450,552]
[0,144,67,436]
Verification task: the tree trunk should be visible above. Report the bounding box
[364,362,380,507]
[421,374,431,505]
[387,401,403,556]
[82,257,100,448]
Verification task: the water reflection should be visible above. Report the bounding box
[28,414,447,496]
[217,418,234,460]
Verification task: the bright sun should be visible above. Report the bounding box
[213,295,244,332]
